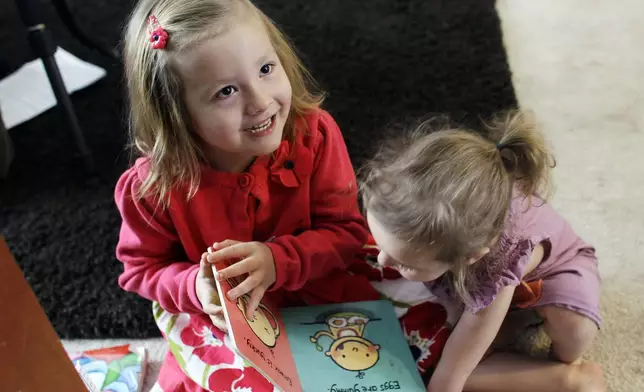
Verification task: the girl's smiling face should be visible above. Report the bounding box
[366,211,451,282]
[175,16,292,172]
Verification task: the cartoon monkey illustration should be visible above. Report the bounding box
[236,294,280,348]
[307,311,381,376]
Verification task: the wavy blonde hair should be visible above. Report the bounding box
[123,0,324,205]
[360,110,556,304]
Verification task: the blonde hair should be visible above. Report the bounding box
[123,0,324,205]
[360,109,555,304]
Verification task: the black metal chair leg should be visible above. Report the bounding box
[0,110,13,179]
[15,0,94,171]
[41,49,94,170]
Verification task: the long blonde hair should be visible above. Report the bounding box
[123,0,324,205]
[360,109,555,304]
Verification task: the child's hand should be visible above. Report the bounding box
[206,240,276,318]
[196,254,228,332]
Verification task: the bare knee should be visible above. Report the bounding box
[537,306,598,363]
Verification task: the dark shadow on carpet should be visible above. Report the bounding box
[0,0,516,338]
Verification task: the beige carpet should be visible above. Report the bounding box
[498,0,644,390]
[64,1,644,391]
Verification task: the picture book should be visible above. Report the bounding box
[68,344,147,392]
[213,262,425,392]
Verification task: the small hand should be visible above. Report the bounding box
[206,239,276,319]
[196,253,228,332]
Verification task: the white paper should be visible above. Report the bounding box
[0,47,106,129]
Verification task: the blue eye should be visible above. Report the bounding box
[216,85,236,99]
[260,63,274,75]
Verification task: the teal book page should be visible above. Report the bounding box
[281,300,425,392]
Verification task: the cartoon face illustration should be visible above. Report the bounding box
[326,336,380,371]
[237,295,280,348]
[308,311,381,374]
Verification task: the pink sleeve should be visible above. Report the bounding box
[464,235,549,314]
[266,111,369,291]
[114,166,203,314]
[430,194,558,314]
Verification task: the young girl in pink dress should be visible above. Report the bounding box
[361,110,605,392]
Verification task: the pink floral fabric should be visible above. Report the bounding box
[179,318,235,366]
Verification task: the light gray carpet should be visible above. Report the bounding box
[498,0,644,390]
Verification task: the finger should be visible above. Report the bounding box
[206,242,253,264]
[216,257,257,282]
[227,274,260,300]
[199,259,215,279]
[246,286,265,320]
[212,239,241,250]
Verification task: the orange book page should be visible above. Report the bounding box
[214,262,302,392]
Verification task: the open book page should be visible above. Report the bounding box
[213,262,302,392]
[281,300,425,392]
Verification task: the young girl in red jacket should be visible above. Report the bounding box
[114,0,392,390]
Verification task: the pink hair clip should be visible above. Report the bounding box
[148,15,168,50]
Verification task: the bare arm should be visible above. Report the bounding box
[428,285,516,392]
